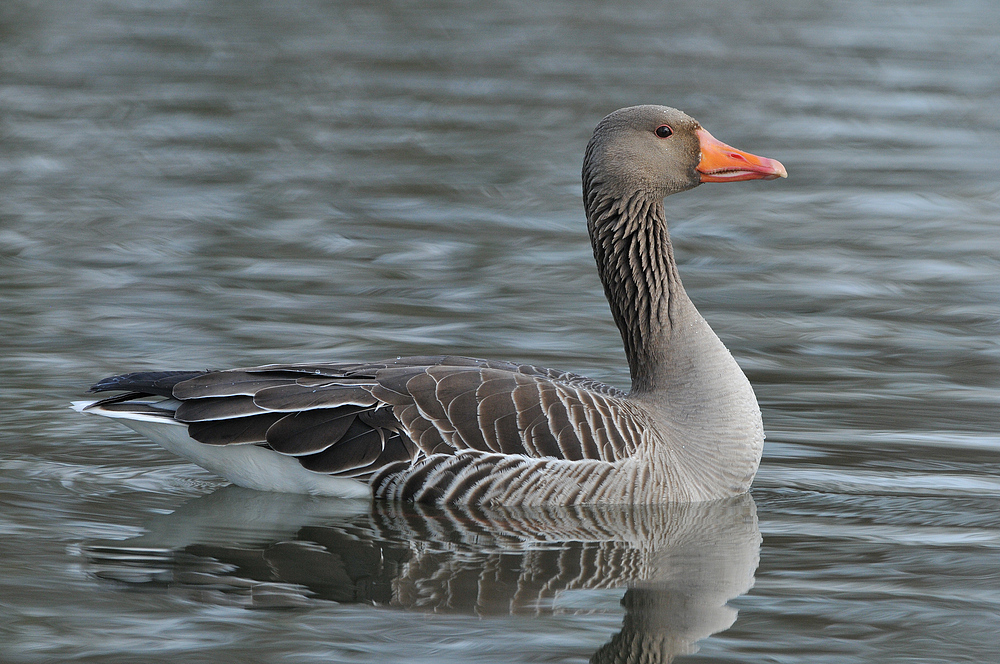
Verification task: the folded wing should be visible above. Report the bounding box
[88,356,647,496]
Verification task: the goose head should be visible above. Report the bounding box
[583,105,787,202]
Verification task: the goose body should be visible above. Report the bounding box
[75,105,786,504]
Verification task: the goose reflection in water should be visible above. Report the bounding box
[85,489,760,662]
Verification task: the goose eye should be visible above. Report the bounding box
[654,125,673,138]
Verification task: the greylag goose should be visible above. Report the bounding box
[74,105,786,504]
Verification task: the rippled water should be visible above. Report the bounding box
[2,0,1000,661]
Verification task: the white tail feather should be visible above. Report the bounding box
[73,401,371,499]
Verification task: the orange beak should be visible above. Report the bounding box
[696,128,787,183]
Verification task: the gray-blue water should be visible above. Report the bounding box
[2,0,1000,661]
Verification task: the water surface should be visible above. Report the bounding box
[2,0,1000,661]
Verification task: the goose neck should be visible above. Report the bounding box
[586,193,694,393]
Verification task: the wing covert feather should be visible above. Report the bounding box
[173,372,298,399]
[175,396,268,422]
[297,423,384,473]
[188,413,285,445]
[252,383,378,411]
[265,408,362,456]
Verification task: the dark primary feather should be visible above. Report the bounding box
[90,356,642,488]
[89,371,206,397]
